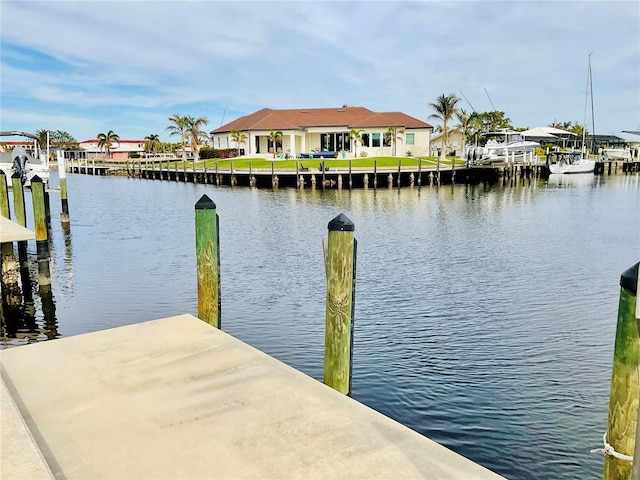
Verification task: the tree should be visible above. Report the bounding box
[96,130,120,159]
[185,115,209,164]
[35,129,50,148]
[349,129,364,157]
[166,114,189,162]
[230,129,247,157]
[385,126,404,157]
[428,93,461,180]
[51,130,78,150]
[145,134,160,156]
[267,128,283,158]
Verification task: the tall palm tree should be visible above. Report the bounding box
[267,128,283,158]
[52,130,78,150]
[96,130,120,159]
[385,126,405,157]
[230,129,247,157]
[185,115,209,164]
[428,93,461,181]
[145,134,160,156]
[166,114,189,162]
[35,129,50,149]
[349,129,364,157]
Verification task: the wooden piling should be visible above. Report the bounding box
[11,173,28,267]
[603,261,639,480]
[30,176,51,288]
[0,171,13,260]
[195,194,220,328]
[58,151,69,223]
[324,213,357,396]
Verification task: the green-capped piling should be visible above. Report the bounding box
[603,262,639,480]
[11,173,28,267]
[30,176,51,288]
[195,194,220,328]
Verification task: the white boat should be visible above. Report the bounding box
[466,130,539,165]
[602,147,631,160]
[547,151,595,174]
[0,131,50,187]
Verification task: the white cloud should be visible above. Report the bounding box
[1,0,638,141]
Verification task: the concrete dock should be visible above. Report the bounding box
[1,314,504,479]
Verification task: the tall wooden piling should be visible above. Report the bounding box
[195,194,220,328]
[30,176,51,289]
[602,261,639,480]
[0,171,13,260]
[11,173,28,267]
[58,151,70,223]
[324,213,357,396]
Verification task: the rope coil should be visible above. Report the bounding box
[590,432,633,462]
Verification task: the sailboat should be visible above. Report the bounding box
[548,55,596,175]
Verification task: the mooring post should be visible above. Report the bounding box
[633,263,640,480]
[417,158,422,188]
[57,151,70,224]
[0,170,14,262]
[373,159,377,189]
[11,173,28,267]
[30,176,51,288]
[324,213,357,396]
[600,261,640,480]
[195,194,220,328]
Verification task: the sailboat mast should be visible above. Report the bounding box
[589,55,595,152]
[582,53,591,153]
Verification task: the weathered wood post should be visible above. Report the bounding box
[11,173,28,267]
[195,194,220,328]
[633,264,640,480]
[373,159,378,189]
[349,159,352,189]
[57,151,70,224]
[598,261,639,480]
[30,176,51,289]
[418,158,422,188]
[397,159,402,189]
[324,213,357,396]
[0,171,14,261]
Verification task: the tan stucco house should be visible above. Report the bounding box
[211,107,433,158]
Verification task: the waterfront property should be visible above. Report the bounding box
[78,138,146,160]
[210,107,433,158]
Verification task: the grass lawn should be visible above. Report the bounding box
[191,156,465,171]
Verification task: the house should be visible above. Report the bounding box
[210,107,433,158]
[79,139,146,159]
[429,130,466,157]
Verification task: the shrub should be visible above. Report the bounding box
[406,150,412,156]
[360,151,368,157]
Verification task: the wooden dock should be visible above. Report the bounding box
[1,314,505,479]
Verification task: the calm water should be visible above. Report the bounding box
[3,170,639,479]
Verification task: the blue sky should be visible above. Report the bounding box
[1,0,639,143]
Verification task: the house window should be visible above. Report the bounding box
[217,137,220,148]
[406,133,415,145]
[361,133,370,147]
[372,133,381,147]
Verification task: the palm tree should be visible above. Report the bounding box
[385,126,405,157]
[349,129,364,157]
[428,93,461,181]
[52,130,78,150]
[96,130,120,159]
[145,134,160,156]
[166,114,189,162]
[267,128,283,158]
[230,129,248,157]
[185,116,209,164]
[35,129,50,149]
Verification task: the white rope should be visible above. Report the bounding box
[591,431,634,462]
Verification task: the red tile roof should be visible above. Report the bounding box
[212,107,432,133]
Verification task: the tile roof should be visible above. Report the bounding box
[212,107,432,133]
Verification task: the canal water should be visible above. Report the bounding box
[3,171,639,479]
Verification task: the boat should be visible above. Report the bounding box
[602,147,631,161]
[547,150,595,174]
[0,131,50,187]
[465,130,539,165]
[547,54,597,175]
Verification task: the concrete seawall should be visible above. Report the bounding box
[1,314,504,479]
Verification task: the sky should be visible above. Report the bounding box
[1,0,639,143]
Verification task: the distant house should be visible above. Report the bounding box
[429,130,465,157]
[79,139,145,159]
[210,107,433,158]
